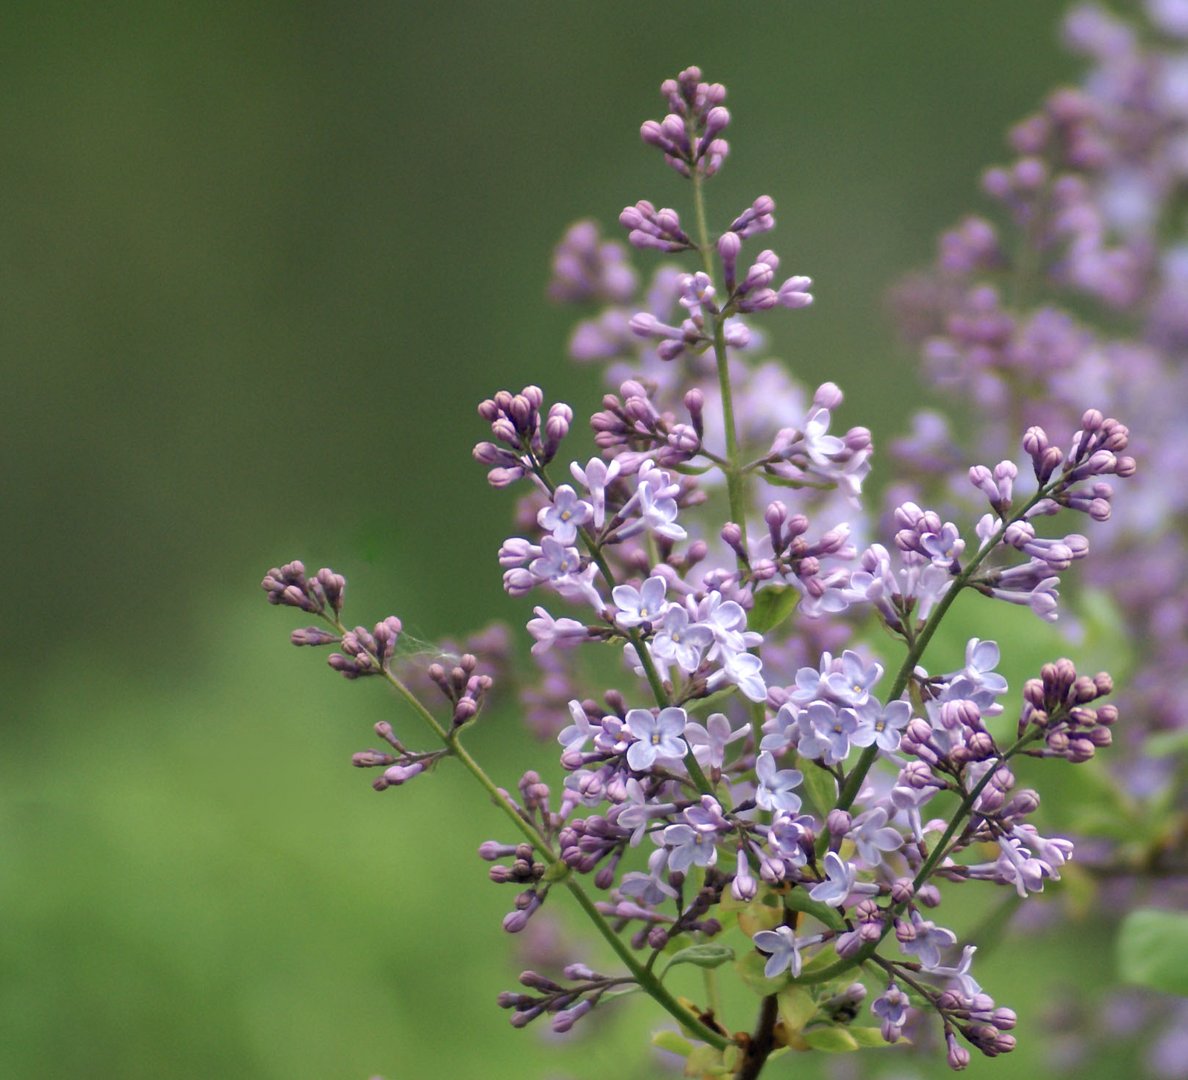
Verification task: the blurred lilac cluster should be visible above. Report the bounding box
[264,60,1139,1078]
[891,0,1188,742]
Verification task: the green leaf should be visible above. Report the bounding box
[777,987,817,1035]
[685,1045,731,1076]
[652,1030,693,1058]
[1145,729,1188,760]
[662,943,736,978]
[847,1026,893,1048]
[749,586,800,634]
[1118,908,1188,995]
[799,762,838,819]
[804,1025,860,1052]
[684,686,740,717]
[784,887,845,932]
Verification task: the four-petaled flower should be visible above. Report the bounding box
[538,484,594,545]
[809,851,857,908]
[624,706,689,771]
[612,575,668,628]
[752,925,807,979]
[755,751,803,813]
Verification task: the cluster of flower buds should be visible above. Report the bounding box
[620,200,694,254]
[1019,658,1116,761]
[262,560,345,617]
[590,380,703,470]
[352,721,443,791]
[716,237,813,314]
[497,963,625,1033]
[426,653,494,728]
[326,616,403,679]
[473,386,573,487]
[640,65,729,178]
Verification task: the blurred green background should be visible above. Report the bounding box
[6,2,1151,1078]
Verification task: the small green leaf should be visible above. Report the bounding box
[662,943,736,978]
[846,1026,893,1048]
[1145,729,1188,759]
[799,763,838,819]
[684,686,740,717]
[1118,908,1188,996]
[804,1025,860,1052]
[685,1045,730,1076]
[750,585,800,634]
[785,887,845,932]
[652,1030,693,1058]
[777,987,817,1035]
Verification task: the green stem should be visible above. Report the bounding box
[690,166,767,762]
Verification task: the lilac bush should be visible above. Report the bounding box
[892,0,1188,745]
[886,3,1188,1071]
[262,63,1139,1078]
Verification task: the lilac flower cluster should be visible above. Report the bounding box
[262,63,1138,1078]
[885,4,1188,1064]
[890,1,1188,743]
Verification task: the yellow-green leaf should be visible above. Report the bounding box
[653,1030,693,1058]
[804,1025,860,1052]
[777,987,817,1035]
[750,585,800,634]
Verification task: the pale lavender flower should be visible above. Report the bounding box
[570,456,621,529]
[649,605,714,673]
[929,944,982,1000]
[696,591,761,656]
[558,700,594,752]
[526,607,587,655]
[538,485,593,545]
[624,706,689,771]
[529,536,583,581]
[767,812,811,868]
[962,638,1009,695]
[848,807,903,867]
[611,575,669,628]
[809,851,858,908]
[900,914,958,969]
[663,822,719,873]
[611,778,676,846]
[752,925,808,979]
[755,751,803,814]
[849,698,912,752]
[619,847,677,904]
[822,649,884,705]
[685,711,746,771]
[708,649,768,703]
[872,982,910,1033]
[616,462,687,542]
